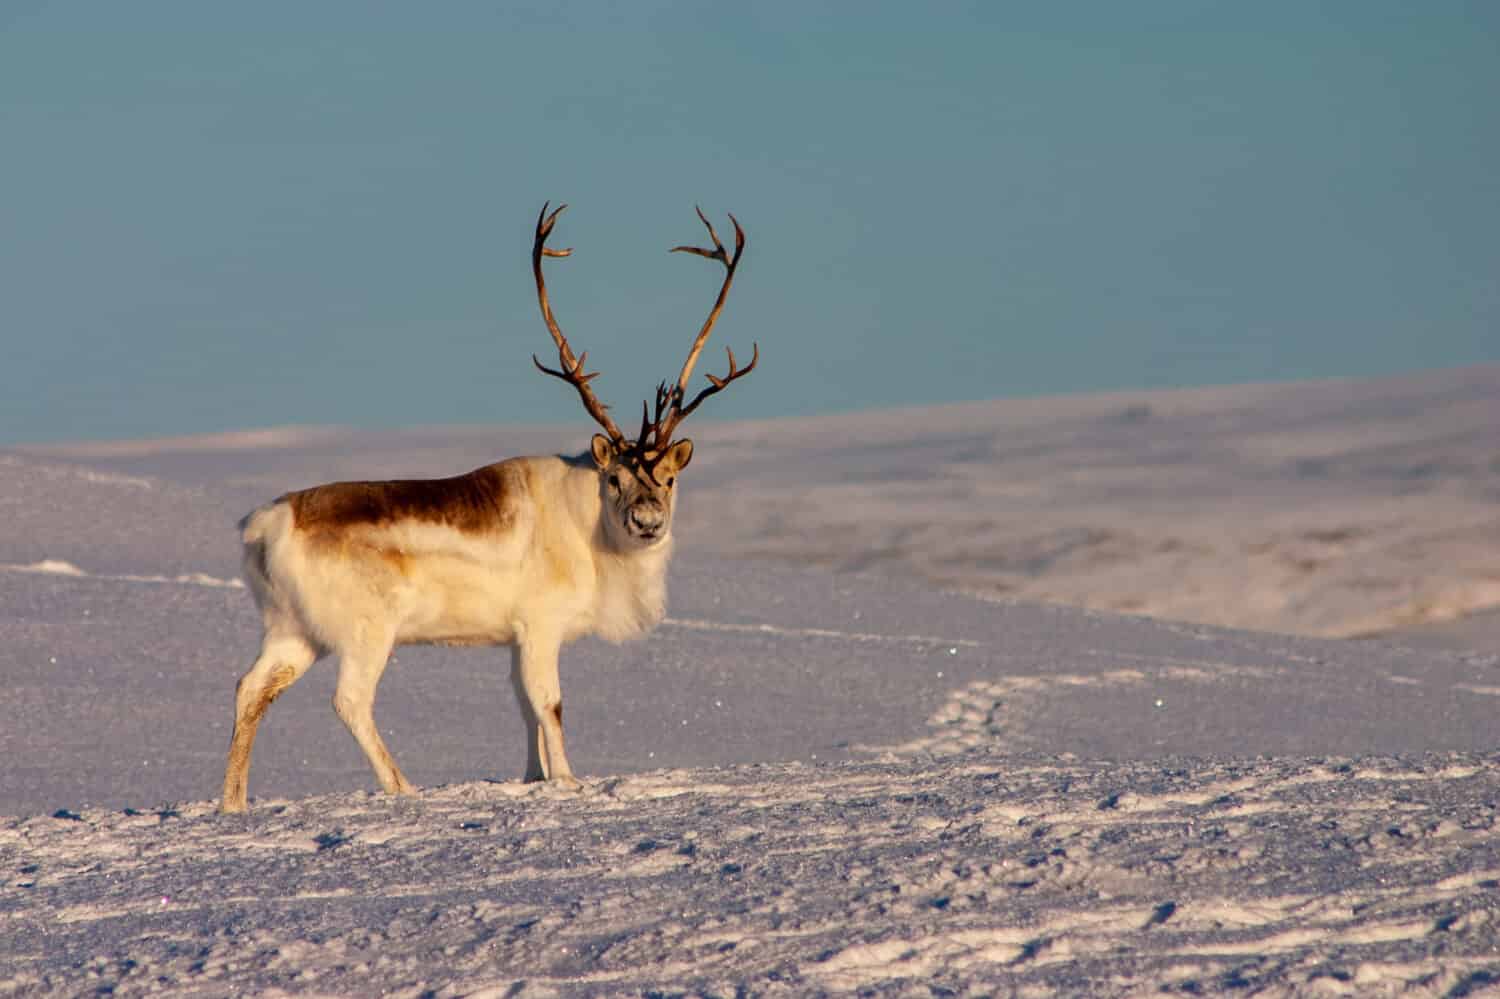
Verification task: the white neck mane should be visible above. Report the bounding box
[590,538,672,642]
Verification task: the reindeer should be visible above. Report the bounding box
[219,203,757,813]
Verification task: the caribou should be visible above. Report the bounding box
[220,203,756,813]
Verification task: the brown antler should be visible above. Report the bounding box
[530,201,626,443]
[646,207,758,448]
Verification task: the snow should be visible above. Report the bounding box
[2,366,1498,995]
[5,756,1498,995]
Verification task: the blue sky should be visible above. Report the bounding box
[2,2,1496,444]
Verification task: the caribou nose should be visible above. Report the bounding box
[629,505,665,535]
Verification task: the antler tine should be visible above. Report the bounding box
[637,399,653,451]
[648,207,753,445]
[530,201,625,443]
[671,342,759,426]
[669,207,746,402]
[637,381,671,450]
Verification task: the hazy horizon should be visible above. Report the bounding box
[3,3,1496,446]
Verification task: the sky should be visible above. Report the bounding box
[1,2,1496,446]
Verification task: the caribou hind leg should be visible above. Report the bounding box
[221,633,320,813]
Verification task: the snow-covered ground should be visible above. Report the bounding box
[7,754,1498,996]
[2,366,1498,995]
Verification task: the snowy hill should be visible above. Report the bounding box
[2,366,1497,995]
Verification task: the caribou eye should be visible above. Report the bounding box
[608,473,621,491]
[666,476,676,488]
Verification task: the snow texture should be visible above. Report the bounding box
[2,366,1498,996]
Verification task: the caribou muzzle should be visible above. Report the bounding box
[627,503,667,541]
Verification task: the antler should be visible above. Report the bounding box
[530,201,625,443]
[647,206,758,448]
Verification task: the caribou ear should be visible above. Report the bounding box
[665,438,694,473]
[590,434,616,469]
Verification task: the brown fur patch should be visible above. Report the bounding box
[242,664,298,727]
[264,664,297,702]
[287,463,521,535]
[551,702,563,728]
[376,547,412,576]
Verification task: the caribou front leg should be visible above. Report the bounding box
[509,629,580,788]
